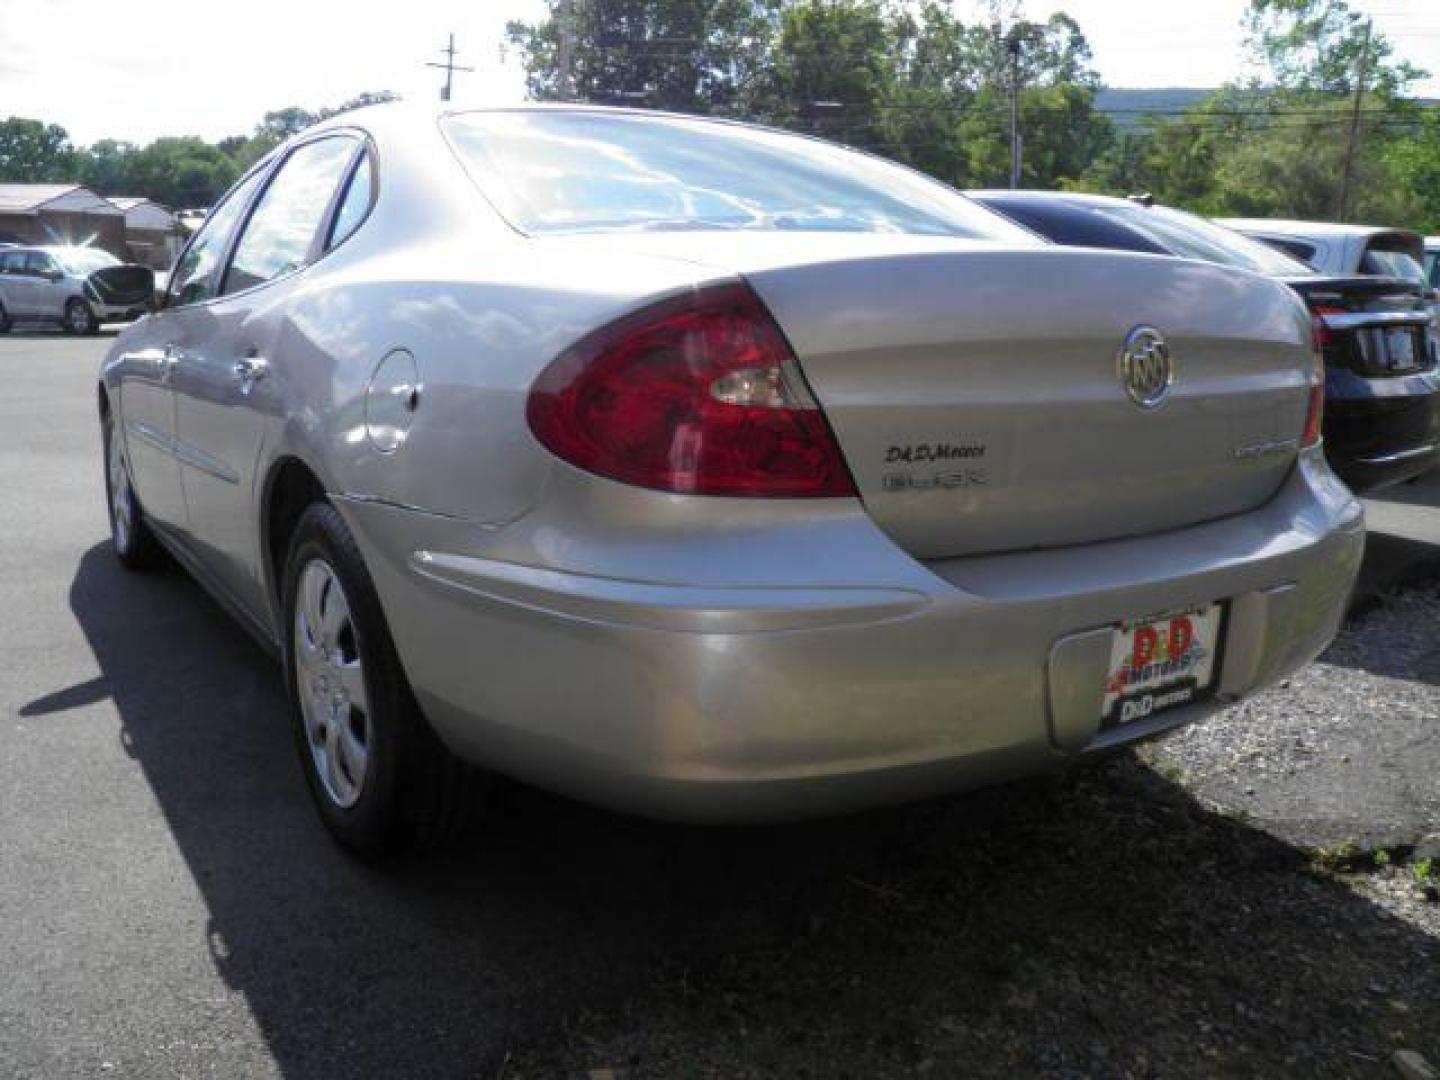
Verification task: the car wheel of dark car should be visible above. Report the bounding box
[282,502,484,858]
[0,300,11,333]
[64,298,97,335]
[102,409,164,570]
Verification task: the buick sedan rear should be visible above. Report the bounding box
[99,106,1364,854]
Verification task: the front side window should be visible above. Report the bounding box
[169,169,266,307]
[444,111,1036,242]
[224,136,357,295]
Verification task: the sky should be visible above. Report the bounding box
[1,0,1437,146]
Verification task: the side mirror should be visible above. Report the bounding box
[43,269,63,282]
[151,285,168,312]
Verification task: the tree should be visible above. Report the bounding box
[128,138,239,209]
[1243,0,1424,97]
[78,139,141,194]
[0,118,77,182]
[507,0,782,114]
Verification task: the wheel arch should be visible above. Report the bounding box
[260,455,330,621]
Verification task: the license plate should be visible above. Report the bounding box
[1384,327,1417,370]
[1101,603,1223,727]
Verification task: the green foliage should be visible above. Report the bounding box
[1081,0,1438,230]
[4,0,1439,233]
[0,118,76,182]
[506,0,782,114]
[508,0,1112,191]
[0,92,398,210]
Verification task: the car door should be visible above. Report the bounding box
[120,169,268,534]
[0,250,34,316]
[25,251,66,321]
[170,134,364,617]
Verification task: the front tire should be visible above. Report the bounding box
[64,298,98,335]
[282,502,483,857]
[102,409,163,570]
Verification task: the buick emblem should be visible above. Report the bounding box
[1117,326,1174,409]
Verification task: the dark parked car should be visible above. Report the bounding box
[971,191,1440,492]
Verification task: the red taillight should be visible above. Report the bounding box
[526,284,856,497]
[1302,318,1325,448]
[1309,303,1346,349]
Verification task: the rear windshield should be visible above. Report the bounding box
[1362,246,1428,286]
[443,110,1035,241]
[1096,205,1314,276]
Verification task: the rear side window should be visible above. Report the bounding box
[0,251,25,273]
[169,169,266,307]
[224,136,357,295]
[981,200,1169,254]
[1098,207,1313,276]
[326,150,373,251]
[1263,237,1317,265]
[1426,250,1439,287]
[444,111,1036,242]
[1361,245,1428,287]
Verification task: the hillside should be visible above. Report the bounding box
[1094,87,1214,128]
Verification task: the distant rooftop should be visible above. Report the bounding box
[0,183,120,215]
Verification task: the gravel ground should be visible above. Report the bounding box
[1154,579,1440,853]
[493,585,1440,1079]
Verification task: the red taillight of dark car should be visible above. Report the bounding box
[1302,314,1327,448]
[527,284,857,497]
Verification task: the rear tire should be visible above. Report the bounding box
[64,298,98,335]
[102,409,163,570]
[0,300,11,333]
[282,501,484,858]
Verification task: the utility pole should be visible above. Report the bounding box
[1006,27,1024,188]
[427,33,474,104]
[1336,18,1372,222]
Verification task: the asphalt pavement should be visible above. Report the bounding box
[1,332,1436,1079]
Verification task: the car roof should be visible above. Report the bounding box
[968,189,1135,211]
[1218,218,1422,244]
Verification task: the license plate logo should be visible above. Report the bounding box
[1102,605,1222,726]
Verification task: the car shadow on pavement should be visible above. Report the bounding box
[44,543,1440,1079]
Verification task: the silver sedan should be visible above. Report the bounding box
[98,105,1364,855]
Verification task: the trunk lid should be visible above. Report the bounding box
[549,234,1317,559]
[1285,274,1436,377]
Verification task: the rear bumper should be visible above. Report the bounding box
[338,447,1363,822]
[1325,366,1440,491]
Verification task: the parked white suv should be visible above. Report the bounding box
[0,245,153,334]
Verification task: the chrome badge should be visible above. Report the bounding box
[1118,326,1174,409]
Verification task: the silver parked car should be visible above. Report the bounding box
[99,106,1364,855]
[0,245,153,333]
